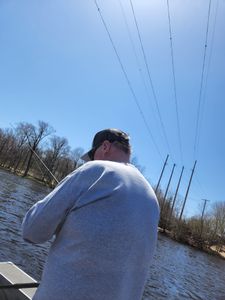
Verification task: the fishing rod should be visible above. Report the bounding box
[0,282,40,289]
[10,123,59,184]
[26,143,59,184]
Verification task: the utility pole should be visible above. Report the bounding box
[161,163,176,213]
[179,160,197,221]
[168,166,184,225]
[200,199,210,238]
[155,154,169,193]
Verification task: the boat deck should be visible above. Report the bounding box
[0,262,37,300]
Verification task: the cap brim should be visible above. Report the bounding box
[80,151,91,162]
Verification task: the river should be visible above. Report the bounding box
[0,169,224,299]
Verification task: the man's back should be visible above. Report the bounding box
[23,161,159,300]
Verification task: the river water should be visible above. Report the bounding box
[0,169,224,299]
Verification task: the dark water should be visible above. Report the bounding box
[0,169,225,299]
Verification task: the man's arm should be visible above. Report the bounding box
[22,169,84,244]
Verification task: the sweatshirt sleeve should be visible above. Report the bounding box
[22,167,85,244]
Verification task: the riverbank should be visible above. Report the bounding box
[158,227,225,260]
[210,245,225,259]
[0,166,55,188]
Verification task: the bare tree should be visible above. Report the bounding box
[17,121,55,177]
[211,201,225,251]
[0,129,16,168]
[42,135,70,184]
[0,121,85,187]
[0,128,7,155]
[56,156,74,181]
[8,126,28,172]
[70,147,84,169]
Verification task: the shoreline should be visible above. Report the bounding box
[0,166,54,188]
[158,227,225,260]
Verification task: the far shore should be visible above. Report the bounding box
[158,227,225,260]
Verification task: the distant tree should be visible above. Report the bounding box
[17,121,55,177]
[43,135,70,184]
[56,156,74,181]
[210,201,225,251]
[9,126,28,172]
[0,121,87,187]
[187,217,202,238]
[0,128,7,155]
[0,128,15,168]
[70,147,84,169]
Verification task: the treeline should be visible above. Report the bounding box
[0,121,84,187]
[156,189,225,255]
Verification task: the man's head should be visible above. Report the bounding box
[81,129,131,163]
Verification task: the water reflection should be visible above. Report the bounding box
[0,169,51,279]
[143,234,225,299]
[0,169,225,299]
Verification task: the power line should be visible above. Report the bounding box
[118,0,171,160]
[166,0,183,165]
[117,0,142,75]
[129,0,174,161]
[199,0,219,141]
[93,0,163,161]
[193,0,212,158]
[117,0,156,116]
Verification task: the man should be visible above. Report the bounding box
[22,128,159,300]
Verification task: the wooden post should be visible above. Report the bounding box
[179,160,197,221]
[161,163,176,213]
[155,154,169,193]
[168,166,184,226]
[200,198,210,238]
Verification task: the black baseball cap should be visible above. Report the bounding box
[81,128,130,161]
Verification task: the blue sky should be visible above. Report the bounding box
[0,0,224,217]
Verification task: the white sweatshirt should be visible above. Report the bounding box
[22,160,159,300]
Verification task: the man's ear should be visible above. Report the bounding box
[102,140,111,153]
